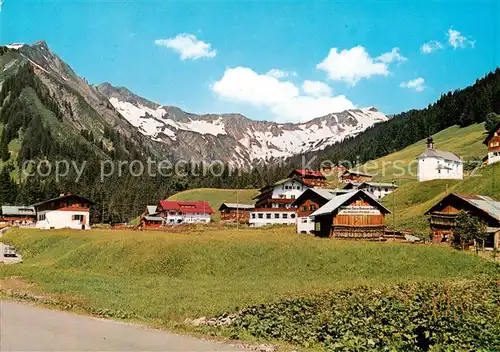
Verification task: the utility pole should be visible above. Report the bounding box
[392,179,396,237]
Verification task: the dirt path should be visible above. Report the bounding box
[0,300,247,351]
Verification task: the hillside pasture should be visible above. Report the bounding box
[0,227,497,323]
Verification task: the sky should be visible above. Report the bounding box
[0,0,499,123]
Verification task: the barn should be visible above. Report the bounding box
[218,203,254,223]
[425,193,500,248]
[311,190,391,239]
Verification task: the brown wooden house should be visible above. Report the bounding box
[218,203,254,223]
[311,190,391,239]
[287,169,327,187]
[483,121,500,165]
[140,205,163,229]
[292,188,351,233]
[339,170,374,183]
[425,193,500,248]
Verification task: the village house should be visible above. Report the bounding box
[140,205,163,228]
[483,122,500,165]
[425,193,500,249]
[287,169,326,187]
[0,206,36,226]
[321,164,347,179]
[33,193,94,230]
[343,181,398,200]
[249,177,309,227]
[292,188,351,234]
[218,203,254,223]
[310,190,391,239]
[339,170,374,183]
[157,200,214,224]
[417,137,463,182]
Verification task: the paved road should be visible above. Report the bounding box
[0,301,247,351]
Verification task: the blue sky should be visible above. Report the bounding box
[1,0,499,122]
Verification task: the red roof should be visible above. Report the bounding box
[159,200,214,214]
[290,169,326,179]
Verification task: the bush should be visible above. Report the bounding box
[226,280,500,351]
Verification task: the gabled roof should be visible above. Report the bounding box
[341,170,374,177]
[310,190,391,217]
[218,203,254,211]
[1,205,36,216]
[483,121,500,145]
[32,194,94,208]
[288,169,326,179]
[425,193,500,221]
[159,200,214,214]
[418,148,462,162]
[143,215,164,222]
[291,188,341,207]
[344,182,398,189]
[146,205,158,215]
[256,177,309,193]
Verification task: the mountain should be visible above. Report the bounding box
[97,82,388,166]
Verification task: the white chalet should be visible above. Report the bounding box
[33,193,93,230]
[417,137,463,182]
[343,182,398,200]
[249,178,309,227]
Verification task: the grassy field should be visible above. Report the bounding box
[0,227,497,326]
[169,188,258,222]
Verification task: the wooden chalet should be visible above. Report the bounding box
[32,193,94,230]
[310,190,391,239]
[140,205,163,228]
[292,188,351,233]
[287,169,326,187]
[218,203,254,223]
[483,121,500,165]
[253,177,309,209]
[425,193,500,248]
[339,170,374,183]
[0,205,36,226]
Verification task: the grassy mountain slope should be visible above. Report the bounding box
[169,188,258,221]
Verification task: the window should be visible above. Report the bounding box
[72,214,84,221]
[38,214,46,221]
[266,213,272,219]
[315,222,321,231]
[290,195,295,199]
[282,213,288,219]
[301,218,308,223]
[385,188,389,192]
[251,213,256,219]
[274,213,279,219]
[258,213,263,219]
[291,213,295,219]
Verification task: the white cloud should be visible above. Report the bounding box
[212,67,354,122]
[302,80,333,97]
[317,46,406,85]
[0,0,3,12]
[421,40,443,54]
[447,27,475,49]
[266,69,297,79]
[376,47,407,64]
[400,77,425,92]
[154,33,216,60]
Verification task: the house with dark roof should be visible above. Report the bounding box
[33,193,94,230]
[0,205,36,226]
[288,169,327,187]
[157,200,214,225]
[310,190,391,239]
[249,177,309,227]
[343,181,398,200]
[339,170,374,183]
[417,136,463,182]
[292,188,351,233]
[140,205,163,228]
[483,121,500,165]
[218,203,254,223]
[425,193,500,248]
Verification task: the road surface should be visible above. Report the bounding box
[0,300,247,351]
